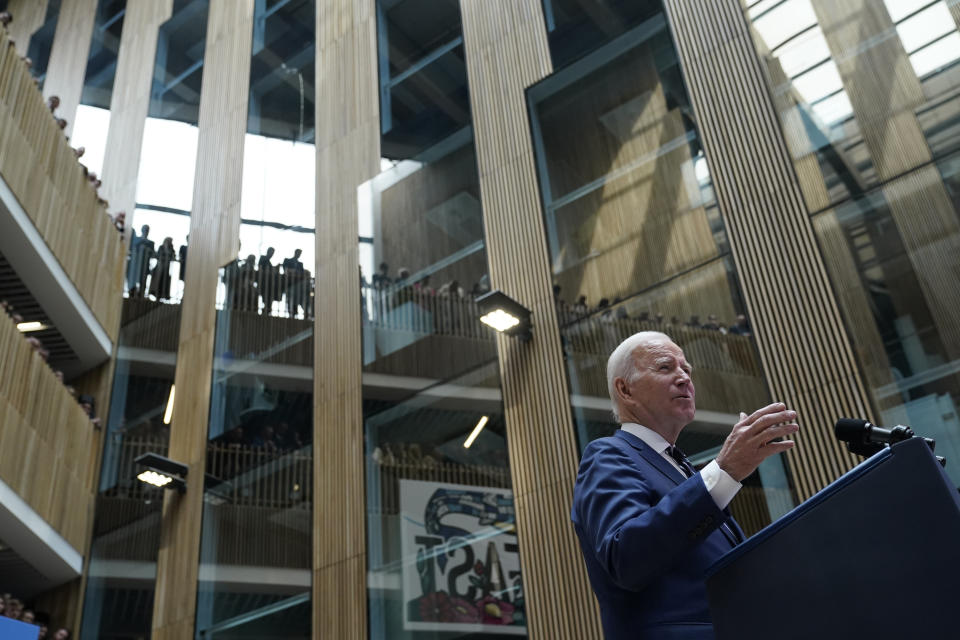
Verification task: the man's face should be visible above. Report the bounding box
[618,337,695,439]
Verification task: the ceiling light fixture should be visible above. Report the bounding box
[463,415,490,449]
[163,385,175,425]
[476,290,532,341]
[16,321,47,333]
[135,452,188,493]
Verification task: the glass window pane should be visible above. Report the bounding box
[811,90,854,126]
[775,27,831,78]
[909,32,960,76]
[363,3,529,634]
[813,149,960,486]
[752,0,817,50]
[541,0,665,69]
[896,3,954,52]
[745,0,960,214]
[791,61,844,103]
[528,8,795,533]
[884,0,936,22]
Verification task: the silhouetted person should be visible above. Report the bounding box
[239,255,258,312]
[703,314,722,331]
[372,261,391,288]
[47,95,59,113]
[178,234,189,281]
[223,258,240,309]
[283,249,305,317]
[0,12,12,28]
[729,314,751,336]
[257,247,279,314]
[686,314,701,329]
[128,224,154,297]
[149,237,175,300]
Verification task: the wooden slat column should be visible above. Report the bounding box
[459,2,603,638]
[312,2,380,638]
[151,1,253,638]
[99,0,174,219]
[42,0,98,137]
[665,0,869,500]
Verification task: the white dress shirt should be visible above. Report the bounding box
[621,423,741,510]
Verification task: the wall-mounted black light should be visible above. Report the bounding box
[476,290,532,341]
[135,452,188,493]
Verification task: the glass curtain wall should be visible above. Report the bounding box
[80,2,209,636]
[71,0,127,178]
[361,1,528,637]
[744,0,960,484]
[128,0,209,305]
[527,5,796,533]
[80,302,183,638]
[25,0,61,87]
[194,2,315,638]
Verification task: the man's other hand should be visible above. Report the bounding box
[715,403,799,482]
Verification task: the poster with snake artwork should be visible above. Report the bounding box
[400,479,526,635]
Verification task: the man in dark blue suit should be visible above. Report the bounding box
[572,331,798,639]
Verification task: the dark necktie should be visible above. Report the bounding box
[667,445,743,546]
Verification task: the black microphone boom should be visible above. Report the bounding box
[834,418,945,466]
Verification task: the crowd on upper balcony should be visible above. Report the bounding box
[1,11,126,234]
[222,247,313,318]
[0,591,71,639]
[553,285,753,336]
[1,300,101,427]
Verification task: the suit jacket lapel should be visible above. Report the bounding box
[614,430,686,485]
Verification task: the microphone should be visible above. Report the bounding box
[835,418,916,447]
[834,418,944,466]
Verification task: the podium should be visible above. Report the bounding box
[706,437,960,639]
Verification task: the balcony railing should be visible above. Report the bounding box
[0,29,125,340]
[0,306,98,553]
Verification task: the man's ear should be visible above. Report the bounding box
[614,377,631,402]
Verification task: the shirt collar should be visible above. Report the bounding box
[620,422,673,454]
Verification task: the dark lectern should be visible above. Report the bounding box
[706,437,960,640]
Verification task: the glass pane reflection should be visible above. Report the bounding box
[813,149,960,486]
[359,129,527,638]
[81,302,182,639]
[528,13,795,533]
[746,0,960,213]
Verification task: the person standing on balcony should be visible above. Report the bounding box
[149,237,175,301]
[257,247,279,314]
[178,235,189,282]
[128,225,154,297]
[282,249,305,318]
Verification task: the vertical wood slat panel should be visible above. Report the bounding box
[0,307,96,554]
[99,0,174,223]
[664,0,868,500]
[151,2,254,638]
[459,2,603,639]
[313,1,380,638]
[41,0,98,137]
[0,26,125,343]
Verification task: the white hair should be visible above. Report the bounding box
[606,331,670,423]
